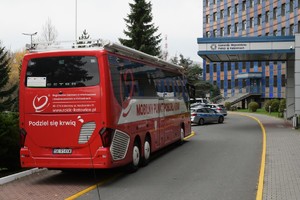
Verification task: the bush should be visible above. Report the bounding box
[224,102,231,111]
[0,112,20,169]
[248,102,259,112]
[271,99,280,112]
[279,99,286,113]
[264,100,272,112]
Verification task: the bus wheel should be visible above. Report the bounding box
[128,140,141,172]
[141,136,151,166]
[179,128,185,145]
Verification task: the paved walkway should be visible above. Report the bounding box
[245,113,300,200]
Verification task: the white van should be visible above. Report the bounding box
[191,98,209,108]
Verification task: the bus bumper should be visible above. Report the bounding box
[20,147,114,169]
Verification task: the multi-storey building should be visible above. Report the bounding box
[203,0,300,106]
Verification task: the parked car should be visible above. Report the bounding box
[191,107,224,125]
[204,104,227,116]
[191,102,205,109]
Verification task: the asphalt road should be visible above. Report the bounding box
[76,114,262,200]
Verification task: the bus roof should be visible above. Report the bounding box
[28,39,184,73]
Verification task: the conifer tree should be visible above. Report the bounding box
[119,0,162,56]
[0,43,17,112]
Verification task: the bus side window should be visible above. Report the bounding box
[136,73,157,97]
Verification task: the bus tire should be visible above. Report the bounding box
[127,140,141,173]
[141,136,151,166]
[178,127,185,145]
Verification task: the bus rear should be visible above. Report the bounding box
[19,50,113,169]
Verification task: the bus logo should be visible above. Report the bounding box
[33,95,49,112]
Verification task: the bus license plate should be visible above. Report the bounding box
[53,148,72,154]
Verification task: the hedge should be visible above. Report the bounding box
[0,112,20,169]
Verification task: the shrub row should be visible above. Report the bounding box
[0,112,20,169]
[264,99,286,113]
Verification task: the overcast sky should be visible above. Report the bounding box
[0,0,203,61]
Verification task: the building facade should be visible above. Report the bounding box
[203,0,300,104]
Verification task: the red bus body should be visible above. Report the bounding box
[19,43,191,169]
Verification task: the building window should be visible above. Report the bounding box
[213,29,217,37]
[228,25,232,35]
[290,24,294,35]
[220,9,224,19]
[274,76,278,87]
[206,15,209,24]
[221,27,225,37]
[290,0,294,12]
[228,80,232,89]
[250,17,254,28]
[273,7,277,20]
[273,30,277,36]
[266,32,269,36]
[213,0,217,4]
[257,0,261,4]
[206,31,210,37]
[281,27,286,36]
[206,0,209,7]
[234,4,238,14]
[242,20,247,31]
[281,3,286,16]
[257,14,262,26]
[234,23,239,33]
[265,11,269,23]
[228,6,231,17]
[242,1,246,12]
[213,12,217,22]
[250,0,254,8]
[266,77,269,87]
[282,74,286,87]
[213,64,217,72]
[206,65,210,73]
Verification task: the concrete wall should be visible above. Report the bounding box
[295,34,300,116]
[286,60,295,118]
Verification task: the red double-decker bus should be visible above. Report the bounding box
[19,40,192,171]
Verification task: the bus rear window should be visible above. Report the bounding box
[25,56,99,88]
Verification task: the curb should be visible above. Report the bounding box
[231,112,266,200]
[0,168,46,185]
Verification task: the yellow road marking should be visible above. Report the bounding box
[65,173,121,200]
[66,130,195,199]
[184,131,195,140]
[232,112,266,200]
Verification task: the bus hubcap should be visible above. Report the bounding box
[144,141,150,160]
[133,146,140,166]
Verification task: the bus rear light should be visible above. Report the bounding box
[20,129,27,148]
[99,128,115,147]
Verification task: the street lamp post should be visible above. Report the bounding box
[22,32,38,48]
